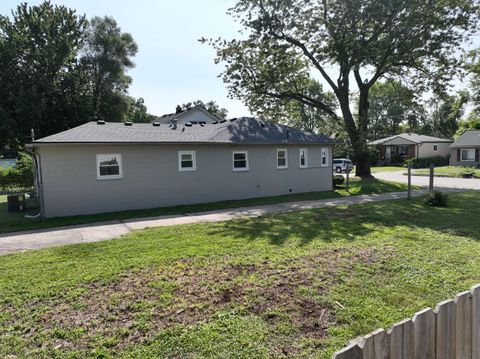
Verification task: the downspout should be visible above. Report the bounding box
[25,146,45,220]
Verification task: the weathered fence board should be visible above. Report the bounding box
[332,284,480,359]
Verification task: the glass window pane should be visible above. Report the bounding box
[181,160,193,168]
[234,153,246,160]
[234,160,246,168]
[100,165,119,176]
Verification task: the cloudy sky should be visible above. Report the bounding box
[0,0,250,117]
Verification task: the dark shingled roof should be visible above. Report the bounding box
[32,117,339,146]
[369,133,453,145]
[451,130,480,148]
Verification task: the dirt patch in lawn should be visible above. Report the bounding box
[3,247,387,356]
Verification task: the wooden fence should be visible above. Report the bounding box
[333,284,480,359]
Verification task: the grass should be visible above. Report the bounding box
[370,165,405,173]
[1,191,479,358]
[0,178,417,234]
[410,165,480,178]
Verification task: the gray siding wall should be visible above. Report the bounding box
[38,144,333,218]
[417,142,451,158]
[449,147,480,167]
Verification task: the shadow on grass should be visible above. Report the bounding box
[207,192,480,247]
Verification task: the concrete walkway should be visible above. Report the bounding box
[0,188,467,255]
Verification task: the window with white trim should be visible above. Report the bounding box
[461,149,475,161]
[321,148,328,167]
[277,149,288,169]
[96,154,123,179]
[433,144,438,151]
[178,151,196,171]
[233,151,249,171]
[299,148,308,168]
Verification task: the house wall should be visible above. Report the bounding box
[417,142,451,158]
[449,147,480,167]
[37,144,333,218]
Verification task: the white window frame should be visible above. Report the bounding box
[276,148,288,169]
[178,151,197,171]
[461,148,475,161]
[232,151,249,171]
[433,144,438,151]
[299,148,308,168]
[321,148,328,167]
[96,154,123,180]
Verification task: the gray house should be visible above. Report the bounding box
[450,130,480,167]
[28,110,337,218]
[369,133,453,163]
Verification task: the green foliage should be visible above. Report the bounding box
[455,117,480,137]
[408,155,450,168]
[0,2,141,148]
[0,152,33,190]
[205,0,478,177]
[126,97,156,123]
[423,191,448,207]
[333,175,345,188]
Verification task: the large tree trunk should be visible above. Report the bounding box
[337,88,372,178]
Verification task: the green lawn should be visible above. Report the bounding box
[0,178,416,234]
[1,192,479,358]
[370,165,405,173]
[410,166,480,178]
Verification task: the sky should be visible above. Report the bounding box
[0,0,250,117]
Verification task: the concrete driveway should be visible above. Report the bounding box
[374,171,480,190]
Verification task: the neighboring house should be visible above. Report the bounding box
[27,114,338,218]
[154,105,224,125]
[450,130,480,167]
[369,133,453,163]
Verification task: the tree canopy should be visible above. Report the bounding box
[206,0,479,176]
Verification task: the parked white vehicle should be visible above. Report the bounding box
[332,158,353,173]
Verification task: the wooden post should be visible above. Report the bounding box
[429,163,434,193]
[346,169,350,193]
[407,161,412,200]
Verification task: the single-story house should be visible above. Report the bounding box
[450,130,480,167]
[369,133,453,163]
[27,108,338,218]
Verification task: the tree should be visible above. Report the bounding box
[81,16,138,122]
[126,97,156,123]
[0,1,88,148]
[367,80,420,140]
[205,0,478,176]
[422,91,469,138]
[456,116,480,137]
[180,100,229,119]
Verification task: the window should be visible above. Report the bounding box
[96,154,122,180]
[433,144,438,151]
[277,149,288,169]
[321,148,328,167]
[178,151,196,171]
[461,149,475,161]
[233,151,249,171]
[299,148,308,168]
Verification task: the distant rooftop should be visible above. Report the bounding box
[369,133,453,145]
[31,117,339,146]
[451,130,480,148]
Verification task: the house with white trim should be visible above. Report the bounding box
[450,130,480,167]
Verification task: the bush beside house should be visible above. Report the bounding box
[0,152,34,190]
[407,155,450,168]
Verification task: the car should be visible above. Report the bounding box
[332,158,353,173]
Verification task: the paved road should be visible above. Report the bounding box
[0,188,451,255]
[374,171,480,190]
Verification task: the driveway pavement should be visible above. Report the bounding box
[0,188,456,255]
[374,171,480,190]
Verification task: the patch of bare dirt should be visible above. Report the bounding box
[3,247,388,355]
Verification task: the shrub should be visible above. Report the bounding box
[407,155,450,168]
[423,191,448,207]
[390,154,404,164]
[333,175,345,188]
[0,152,34,190]
[368,147,379,166]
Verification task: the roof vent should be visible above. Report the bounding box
[212,120,218,124]
[185,122,193,127]
[182,127,185,132]
[97,120,105,125]
[124,121,132,126]
[220,119,227,123]
[200,123,205,127]
[230,118,237,122]
[152,122,160,127]
[260,121,266,127]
